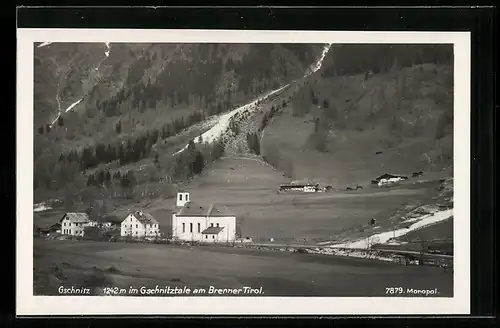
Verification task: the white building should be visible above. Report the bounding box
[88,220,99,227]
[172,192,236,243]
[121,211,160,238]
[60,212,91,237]
[101,221,115,229]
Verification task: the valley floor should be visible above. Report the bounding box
[141,155,452,245]
[34,239,453,297]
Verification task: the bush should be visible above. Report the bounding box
[83,226,101,240]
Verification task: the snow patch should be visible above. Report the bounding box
[37,42,53,48]
[330,209,453,249]
[50,113,60,126]
[104,42,110,57]
[306,248,396,262]
[174,85,288,155]
[174,43,332,156]
[65,98,83,112]
[385,241,409,246]
[50,98,84,126]
[34,203,52,212]
[305,43,332,76]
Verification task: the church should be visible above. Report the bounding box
[171,192,237,243]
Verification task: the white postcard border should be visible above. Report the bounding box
[17,29,470,316]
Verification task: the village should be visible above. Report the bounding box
[36,191,241,244]
[34,171,427,245]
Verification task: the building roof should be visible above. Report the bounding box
[130,211,159,224]
[176,201,208,217]
[175,202,235,217]
[207,204,235,217]
[280,184,318,188]
[374,173,409,182]
[201,226,225,234]
[61,212,90,223]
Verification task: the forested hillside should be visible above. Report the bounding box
[259,44,454,186]
[33,42,320,204]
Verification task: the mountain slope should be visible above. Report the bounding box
[34,43,321,130]
[33,42,321,203]
[258,44,454,187]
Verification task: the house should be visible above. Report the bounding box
[372,173,409,184]
[60,212,91,237]
[100,215,122,230]
[120,211,160,238]
[279,182,319,193]
[39,222,62,235]
[172,192,236,243]
[88,220,99,227]
[372,173,408,187]
[101,221,119,229]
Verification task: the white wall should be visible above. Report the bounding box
[176,192,190,207]
[60,217,87,237]
[172,215,236,243]
[121,214,143,237]
[144,222,160,237]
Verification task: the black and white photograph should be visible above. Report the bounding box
[17,29,471,315]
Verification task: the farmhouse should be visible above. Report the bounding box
[371,173,409,187]
[120,211,160,238]
[172,192,236,243]
[60,212,91,237]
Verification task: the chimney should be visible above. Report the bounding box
[176,192,190,207]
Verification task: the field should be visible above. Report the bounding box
[35,152,450,246]
[34,239,453,297]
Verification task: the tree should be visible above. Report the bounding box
[435,111,451,139]
[57,115,64,127]
[311,90,319,105]
[187,139,196,152]
[97,170,105,186]
[247,133,260,155]
[121,170,136,188]
[104,170,112,187]
[210,140,225,161]
[192,151,205,175]
[314,118,321,133]
[323,99,329,109]
[63,187,74,212]
[115,120,122,134]
[86,174,95,187]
